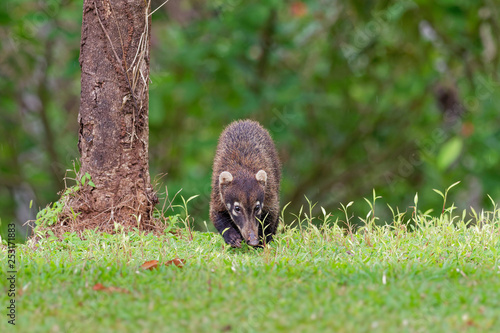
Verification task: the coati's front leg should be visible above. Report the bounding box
[212,210,243,248]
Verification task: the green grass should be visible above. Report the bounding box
[1,198,500,332]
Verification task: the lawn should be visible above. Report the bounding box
[1,199,500,332]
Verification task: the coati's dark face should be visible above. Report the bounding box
[219,170,267,246]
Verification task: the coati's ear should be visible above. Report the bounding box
[255,170,267,186]
[219,171,233,186]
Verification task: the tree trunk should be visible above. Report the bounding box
[68,0,158,231]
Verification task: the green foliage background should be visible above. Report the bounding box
[1,0,499,237]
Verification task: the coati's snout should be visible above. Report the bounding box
[219,170,266,246]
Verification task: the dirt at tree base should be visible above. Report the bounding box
[43,213,166,239]
[38,186,164,239]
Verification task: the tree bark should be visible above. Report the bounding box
[69,0,158,231]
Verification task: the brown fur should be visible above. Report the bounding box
[210,120,281,247]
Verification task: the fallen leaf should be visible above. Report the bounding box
[140,260,159,270]
[92,283,106,291]
[106,286,129,294]
[92,283,129,293]
[465,319,475,327]
[165,258,185,268]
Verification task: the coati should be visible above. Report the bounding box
[210,120,281,247]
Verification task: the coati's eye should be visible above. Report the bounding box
[232,202,242,215]
[254,204,260,212]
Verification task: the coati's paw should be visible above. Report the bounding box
[223,229,243,248]
[265,234,274,244]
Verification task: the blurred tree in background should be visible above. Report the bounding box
[1,0,499,239]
